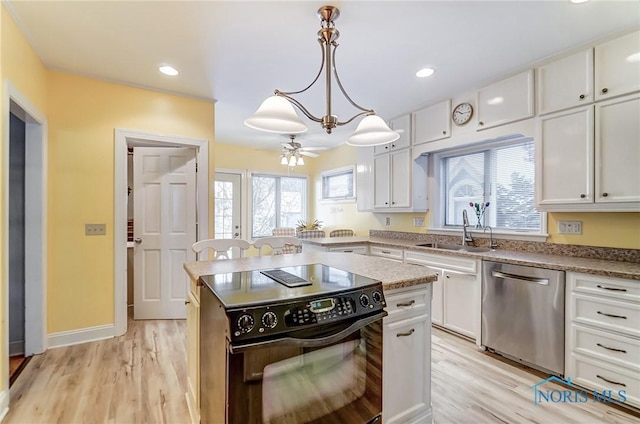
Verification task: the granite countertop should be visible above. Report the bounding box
[300,236,640,281]
[184,251,437,291]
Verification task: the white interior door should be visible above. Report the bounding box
[134,147,196,319]
[214,172,242,257]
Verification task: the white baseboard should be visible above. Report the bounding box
[0,389,9,423]
[47,324,115,349]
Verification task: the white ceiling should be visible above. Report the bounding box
[6,1,640,151]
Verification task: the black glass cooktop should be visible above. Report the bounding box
[199,263,381,308]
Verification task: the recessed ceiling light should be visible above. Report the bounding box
[570,0,590,4]
[416,67,436,78]
[159,65,179,76]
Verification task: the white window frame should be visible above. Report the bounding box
[320,165,356,204]
[428,136,548,242]
[248,170,309,239]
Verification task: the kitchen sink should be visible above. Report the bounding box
[414,242,491,253]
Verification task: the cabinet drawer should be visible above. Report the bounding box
[385,286,429,322]
[328,245,368,255]
[572,294,640,337]
[569,272,640,303]
[570,353,640,408]
[370,246,404,261]
[571,323,640,371]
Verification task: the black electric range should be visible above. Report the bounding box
[199,263,386,345]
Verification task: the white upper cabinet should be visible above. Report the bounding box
[537,49,593,115]
[595,94,640,204]
[375,114,411,154]
[413,99,452,145]
[373,149,412,208]
[595,30,640,101]
[476,70,535,130]
[536,106,594,206]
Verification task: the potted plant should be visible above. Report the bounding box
[296,219,323,234]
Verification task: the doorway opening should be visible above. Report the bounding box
[114,129,209,336]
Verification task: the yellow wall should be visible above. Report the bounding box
[1,3,50,396]
[47,72,214,332]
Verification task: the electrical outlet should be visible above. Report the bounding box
[558,220,582,235]
[413,217,425,227]
[385,217,391,226]
[85,223,106,235]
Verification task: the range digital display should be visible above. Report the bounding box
[309,298,335,313]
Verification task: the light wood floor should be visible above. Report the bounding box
[4,319,639,423]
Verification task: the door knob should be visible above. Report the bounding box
[134,238,142,244]
[234,232,240,237]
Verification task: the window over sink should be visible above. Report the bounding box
[433,136,544,235]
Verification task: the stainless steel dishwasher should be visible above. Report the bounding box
[481,261,565,375]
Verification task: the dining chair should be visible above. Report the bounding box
[191,238,251,260]
[271,227,301,253]
[329,229,355,237]
[253,236,302,256]
[297,230,326,239]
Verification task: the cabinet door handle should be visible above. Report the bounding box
[601,88,609,94]
[396,300,416,307]
[597,311,627,319]
[442,130,447,135]
[579,94,585,100]
[596,285,627,292]
[580,194,586,198]
[596,375,625,387]
[596,343,627,354]
[478,121,484,126]
[602,192,609,197]
[396,328,415,337]
[185,299,191,305]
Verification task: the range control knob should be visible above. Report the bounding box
[372,290,383,304]
[359,293,370,308]
[237,314,255,333]
[261,311,278,329]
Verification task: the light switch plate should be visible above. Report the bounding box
[558,220,582,235]
[413,217,425,227]
[85,223,106,235]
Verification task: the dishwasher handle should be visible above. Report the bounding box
[491,270,549,286]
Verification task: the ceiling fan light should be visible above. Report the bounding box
[280,154,288,165]
[345,115,400,147]
[288,155,297,167]
[244,96,308,134]
[297,155,304,166]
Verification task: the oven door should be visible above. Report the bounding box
[227,312,385,424]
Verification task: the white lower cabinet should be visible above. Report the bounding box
[404,250,480,342]
[383,285,432,424]
[566,272,640,409]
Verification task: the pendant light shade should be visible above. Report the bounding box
[345,115,400,147]
[244,96,308,134]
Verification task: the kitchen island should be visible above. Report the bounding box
[184,251,437,424]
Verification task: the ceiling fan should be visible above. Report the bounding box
[281,134,326,158]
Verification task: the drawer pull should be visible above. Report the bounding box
[343,250,353,253]
[596,375,626,387]
[396,328,415,337]
[596,343,627,354]
[381,250,391,254]
[596,285,627,292]
[597,311,627,320]
[396,300,416,308]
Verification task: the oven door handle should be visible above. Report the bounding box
[229,311,387,353]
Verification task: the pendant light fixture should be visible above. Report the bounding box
[244,5,399,147]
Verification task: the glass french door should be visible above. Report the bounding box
[214,172,242,256]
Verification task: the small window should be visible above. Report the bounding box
[321,166,355,202]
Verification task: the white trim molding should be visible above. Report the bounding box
[114,129,209,337]
[2,80,48,412]
[47,324,115,349]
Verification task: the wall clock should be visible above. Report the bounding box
[452,102,473,126]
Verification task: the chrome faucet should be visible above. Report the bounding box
[461,210,475,246]
[485,226,498,250]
